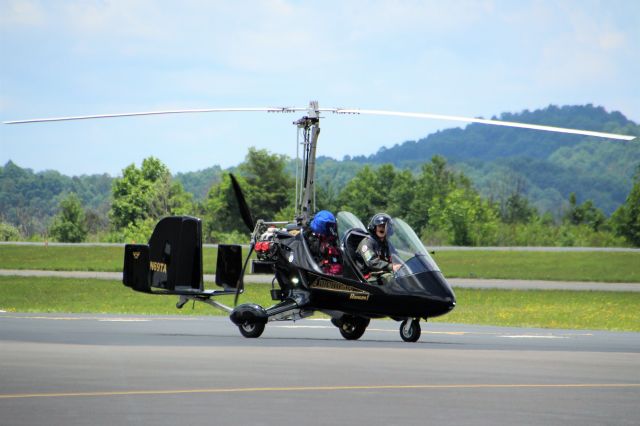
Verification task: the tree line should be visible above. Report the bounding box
[3,149,638,247]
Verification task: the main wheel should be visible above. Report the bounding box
[238,321,265,338]
[338,316,370,340]
[400,318,421,342]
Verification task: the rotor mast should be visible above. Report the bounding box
[294,101,321,226]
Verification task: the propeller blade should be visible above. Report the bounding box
[327,108,636,141]
[229,173,255,233]
[234,243,255,306]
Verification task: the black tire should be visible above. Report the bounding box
[400,319,421,342]
[338,316,370,340]
[238,321,265,338]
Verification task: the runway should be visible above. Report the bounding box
[1,313,639,426]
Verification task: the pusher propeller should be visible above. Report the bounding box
[229,173,255,306]
[229,173,254,233]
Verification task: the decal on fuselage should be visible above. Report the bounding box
[150,261,167,273]
[309,276,370,301]
[349,293,370,301]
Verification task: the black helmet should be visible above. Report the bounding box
[367,213,393,236]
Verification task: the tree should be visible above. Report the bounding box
[110,157,193,232]
[612,167,640,246]
[408,156,472,234]
[49,193,87,242]
[84,208,109,235]
[336,165,393,220]
[502,192,537,224]
[387,169,416,219]
[564,192,606,231]
[0,222,21,241]
[238,148,293,219]
[204,148,293,238]
[428,188,498,246]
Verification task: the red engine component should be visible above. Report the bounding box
[318,236,343,276]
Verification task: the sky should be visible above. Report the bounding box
[1,0,639,176]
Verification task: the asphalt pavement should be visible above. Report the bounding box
[1,314,638,426]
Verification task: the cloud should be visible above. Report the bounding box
[0,0,45,27]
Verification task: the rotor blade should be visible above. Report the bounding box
[234,244,254,306]
[229,173,254,233]
[2,107,308,124]
[5,103,634,141]
[327,108,636,141]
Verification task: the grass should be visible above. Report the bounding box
[2,244,639,283]
[1,276,638,332]
[0,276,267,316]
[431,250,640,283]
[0,245,220,273]
[432,288,640,332]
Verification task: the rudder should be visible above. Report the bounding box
[123,216,204,293]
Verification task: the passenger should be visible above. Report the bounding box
[308,210,343,275]
[356,213,401,285]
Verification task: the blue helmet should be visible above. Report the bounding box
[310,210,337,236]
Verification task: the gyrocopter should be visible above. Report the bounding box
[4,102,635,342]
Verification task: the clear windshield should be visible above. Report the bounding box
[389,217,440,273]
[337,212,440,275]
[336,211,366,241]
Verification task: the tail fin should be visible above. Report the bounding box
[123,216,203,293]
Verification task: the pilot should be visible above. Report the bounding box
[356,213,401,285]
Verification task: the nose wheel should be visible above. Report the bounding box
[400,318,421,342]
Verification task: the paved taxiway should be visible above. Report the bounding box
[1,313,639,426]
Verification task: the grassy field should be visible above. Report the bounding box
[0,276,638,332]
[1,244,639,282]
[431,250,640,282]
[0,245,219,273]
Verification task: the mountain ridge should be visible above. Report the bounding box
[334,104,639,215]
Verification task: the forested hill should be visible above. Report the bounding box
[0,161,112,235]
[344,105,640,215]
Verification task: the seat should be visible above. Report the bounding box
[341,228,369,281]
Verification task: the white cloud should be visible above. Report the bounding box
[0,0,46,26]
[597,31,625,50]
[0,0,45,26]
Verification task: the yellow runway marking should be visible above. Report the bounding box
[0,315,197,321]
[1,384,639,400]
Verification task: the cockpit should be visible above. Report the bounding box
[336,211,441,279]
